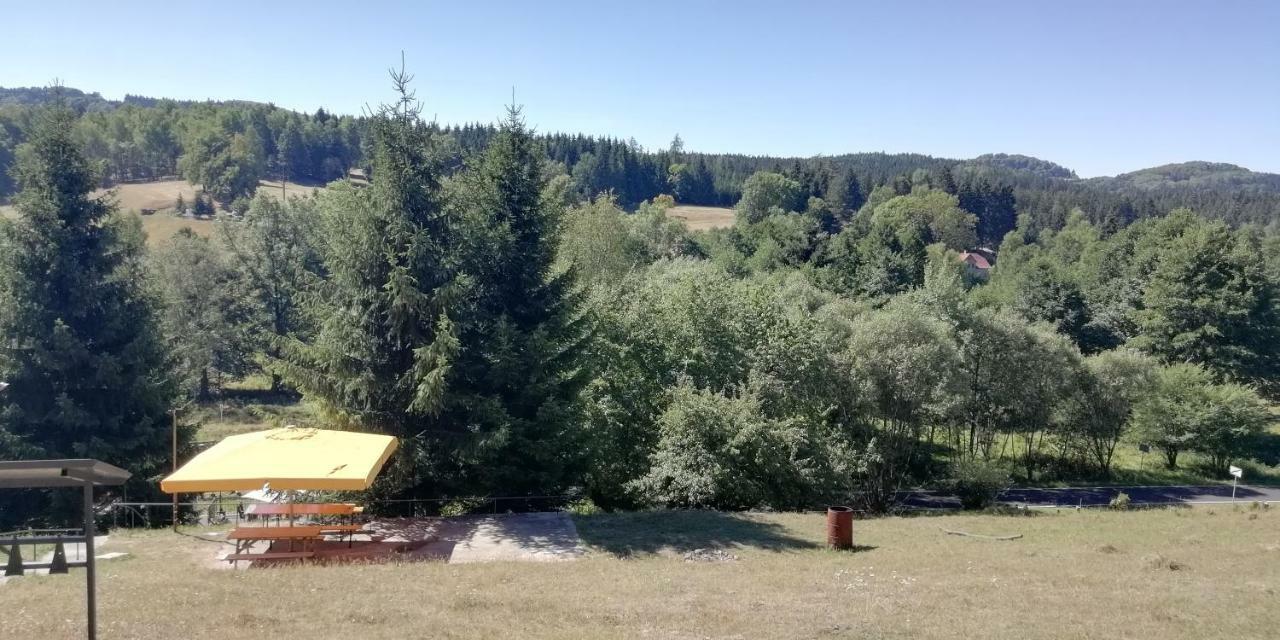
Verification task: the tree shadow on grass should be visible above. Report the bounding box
[573,510,820,558]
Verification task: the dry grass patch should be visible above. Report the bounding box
[667,204,735,231]
[2,507,1278,639]
[4,179,322,247]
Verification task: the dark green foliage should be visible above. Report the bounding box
[969,153,1077,179]
[0,103,177,525]
[278,73,461,498]
[220,194,318,391]
[439,105,589,495]
[825,168,865,216]
[151,228,258,398]
[1130,212,1279,388]
[632,382,827,510]
[1132,363,1271,469]
[947,458,1011,510]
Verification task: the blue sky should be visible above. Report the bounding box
[2,1,1277,177]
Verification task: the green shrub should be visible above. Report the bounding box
[564,498,602,516]
[948,459,1010,510]
[440,497,488,517]
[629,382,833,510]
[1109,491,1131,510]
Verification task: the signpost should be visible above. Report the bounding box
[1138,443,1150,470]
[1229,465,1243,503]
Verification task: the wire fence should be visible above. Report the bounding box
[104,494,579,529]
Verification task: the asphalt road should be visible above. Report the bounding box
[900,484,1280,509]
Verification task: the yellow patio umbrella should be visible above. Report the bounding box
[160,427,398,493]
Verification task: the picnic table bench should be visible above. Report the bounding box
[246,503,363,518]
[244,503,368,545]
[225,525,323,565]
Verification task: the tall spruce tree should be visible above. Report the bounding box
[0,102,177,525]
[442,105,588,495]
[278,68,461,496]
[221,193,317,392]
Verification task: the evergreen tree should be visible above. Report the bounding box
[221,193,317,392]
[825,168,865,216]
[443,105,589,494]
[152,228,257,399]
[0,102,177,524]
[279,68,461,496]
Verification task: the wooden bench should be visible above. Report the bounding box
[318,524,367,547]
[318,524,364,532]
[227,525,323,564]
[223,551,315,563]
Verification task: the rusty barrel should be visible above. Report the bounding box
[826,506,854,549]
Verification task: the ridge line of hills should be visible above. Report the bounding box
[3,85,1279,227]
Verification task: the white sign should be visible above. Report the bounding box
[1229,465,1243,479]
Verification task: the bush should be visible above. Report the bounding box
[630,382,829,510]
[564,498,602,516]
[948,458,1011,510]
[440,497,488,517]
[852,436,913,513]
[230,195,251,216]
[1109,492,1131,510]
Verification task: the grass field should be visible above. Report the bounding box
[1,179,322,247]
[667,204,736,231]
[190,375,320,442]
[3,507,1278,639]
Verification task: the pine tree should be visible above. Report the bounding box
[221,193,316,392]
[442,104,589,495]
[826,168,865,216]
[278,67,461,496]
[0,102,177,524]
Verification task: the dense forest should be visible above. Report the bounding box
[1,80,1278,527]
[4,85,1280,227]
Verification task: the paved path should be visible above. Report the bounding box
[901,484,1280,509]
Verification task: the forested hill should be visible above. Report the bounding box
[0,85,266,111]
[3,86,1280,230]
[1097,162,1280,192]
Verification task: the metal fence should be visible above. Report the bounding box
[1,528,89,571]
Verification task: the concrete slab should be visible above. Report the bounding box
[367,512,586,564]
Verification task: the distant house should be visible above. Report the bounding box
[957,251,992,280]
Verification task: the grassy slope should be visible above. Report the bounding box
[2,179,322,247]
[190,375,319,442]
[667,204,735,231]
[2,507,1277,639]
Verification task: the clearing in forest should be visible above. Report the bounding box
[667,204,735,231]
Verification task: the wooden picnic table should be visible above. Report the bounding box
[244,503,367,546]
[226,525,323,565]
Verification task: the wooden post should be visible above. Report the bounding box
[171,408,179,533]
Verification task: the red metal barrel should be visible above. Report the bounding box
[826,506,854,549]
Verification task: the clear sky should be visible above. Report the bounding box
[2,1,1277,177]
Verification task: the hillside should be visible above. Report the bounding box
[966,153,1079,179]
[4,85,1280,228]
[1097,161,1280,192]
[0,86,267,112]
